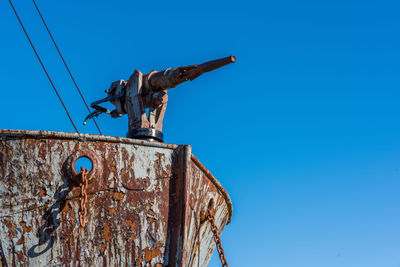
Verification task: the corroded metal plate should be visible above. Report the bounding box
[0,130,232,267]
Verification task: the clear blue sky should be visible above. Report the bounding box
[2,0,400,266]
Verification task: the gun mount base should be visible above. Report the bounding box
[127,128,164,142]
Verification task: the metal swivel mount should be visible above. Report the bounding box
[84,56,236,142]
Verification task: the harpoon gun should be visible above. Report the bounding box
[84,55,236,141]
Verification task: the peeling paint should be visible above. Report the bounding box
[0,130,232,266]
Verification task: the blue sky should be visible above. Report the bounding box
[2,0,400,266]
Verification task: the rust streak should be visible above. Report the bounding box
[112,192,125,201]
[108,208,115,215]
[126,219,136,231]
[19,221,32,233]
[102,223,112,242]
[38,187,47,197]
[100,243,106,255]
[143,247,161,262]
[135,254,143,266]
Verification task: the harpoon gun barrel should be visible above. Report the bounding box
[147,55,236,92]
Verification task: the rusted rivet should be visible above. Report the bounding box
[66,149,102,184]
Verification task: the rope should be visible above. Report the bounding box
[32,0,103,135]
[8,0,79,133]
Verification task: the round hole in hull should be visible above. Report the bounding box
[74,156,93,173]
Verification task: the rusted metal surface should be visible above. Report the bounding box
[180,153,232,266]
[0,130,232,266]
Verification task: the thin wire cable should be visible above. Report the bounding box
[8,0,79,133]
[32,0,102,135]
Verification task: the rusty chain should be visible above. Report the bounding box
[79,167,89,227]
[207,209,229,267]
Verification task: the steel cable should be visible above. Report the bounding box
[8,0,79,133]
[32,0,102,135]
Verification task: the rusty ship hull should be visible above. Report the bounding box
[0,130,232,266]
